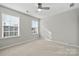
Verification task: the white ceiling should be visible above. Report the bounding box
[0,3,79,18]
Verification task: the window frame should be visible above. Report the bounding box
[32,20,39,34]
[2,13,20,38]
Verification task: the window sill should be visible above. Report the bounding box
[2,35,20,39]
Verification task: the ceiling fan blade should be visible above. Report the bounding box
[37,3,50,10]
[70,3,75,8]
[41,7,50,10]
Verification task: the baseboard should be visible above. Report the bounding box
[51,40,79,48]
[43,37,79,48]
[0,39,35,50]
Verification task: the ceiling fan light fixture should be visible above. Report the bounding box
[38,8,42,11]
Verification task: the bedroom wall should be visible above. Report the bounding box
[0,5,39,49]
[40,8,79,46]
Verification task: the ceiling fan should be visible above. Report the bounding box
[69,3,75,8]
[37,3,50,11]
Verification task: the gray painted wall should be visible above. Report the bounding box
[0,5,39,48]
[40,8,79,46]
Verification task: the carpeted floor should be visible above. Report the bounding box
[0,39,79,56]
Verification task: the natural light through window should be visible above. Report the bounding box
[2,14,20,38]
[32,20,38,34]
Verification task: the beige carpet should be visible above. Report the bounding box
[0,39,79,56]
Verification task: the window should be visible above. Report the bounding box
[2,14,20,38]
[32,20,38,34]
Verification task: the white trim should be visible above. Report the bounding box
[3,35,20,39]
[0,39,34,50]
[18,17,20,36]
[43,36,79,48]
[51,39,79,48]
[1,13,20,39]
[2,13,4,38]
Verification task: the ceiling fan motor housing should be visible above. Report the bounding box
[38,3,50,10]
